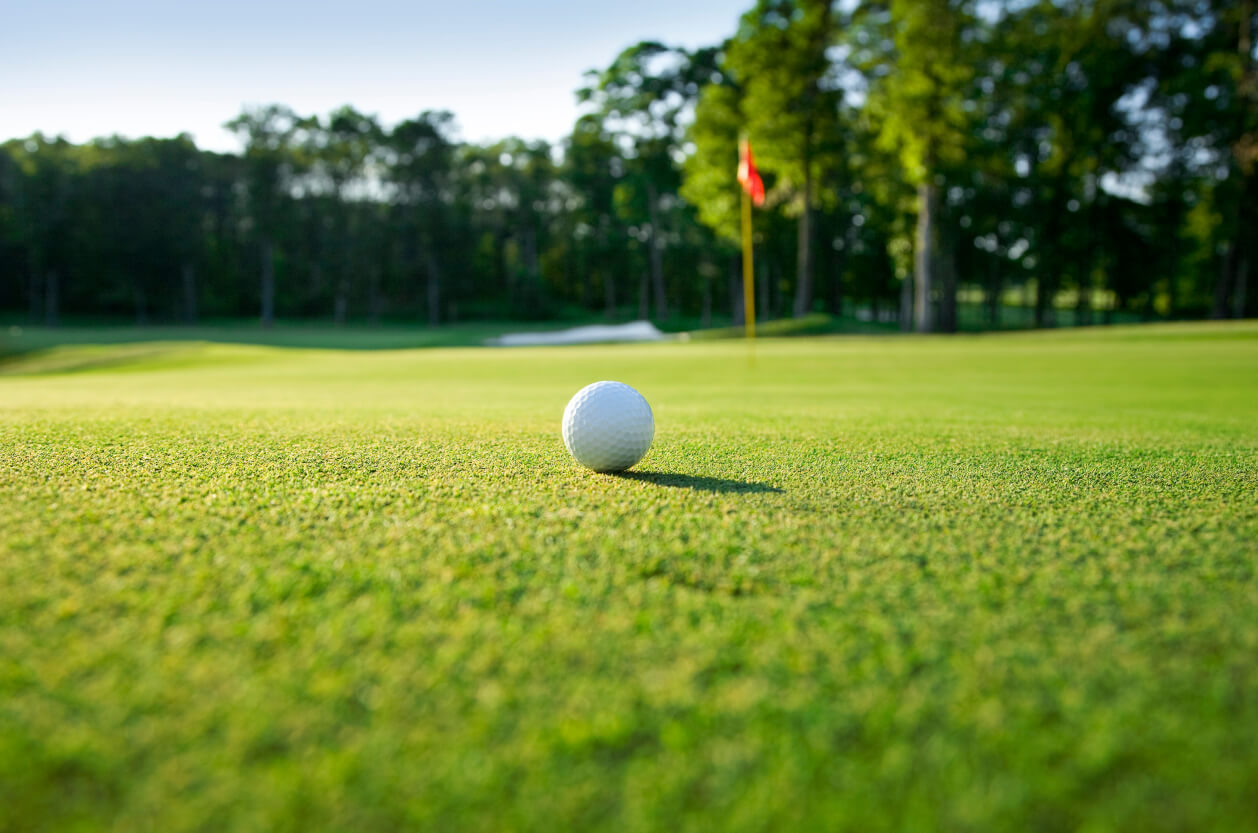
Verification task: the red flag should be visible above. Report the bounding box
[738,138,765,206]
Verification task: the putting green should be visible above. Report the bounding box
[2,322,1256,832]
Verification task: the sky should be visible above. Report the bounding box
[1,0,750,152]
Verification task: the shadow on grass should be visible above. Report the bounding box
[613,470,783,494]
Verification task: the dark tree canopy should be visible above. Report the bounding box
[1,0,1253,328]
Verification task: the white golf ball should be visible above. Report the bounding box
[562,381,655,472]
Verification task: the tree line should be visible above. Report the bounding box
[1,0,1253,331]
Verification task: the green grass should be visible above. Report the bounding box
[2,321,1256,833]
[0,320,566,357]
[0,313,890,359]
[683,312,893,340]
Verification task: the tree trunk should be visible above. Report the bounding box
[1213,243,1235,319]
[333,281,348,326]
[1077,196,1100,326]
[1035,278,1056,328]
[1076,283,1092,326]
[498,230,512,300]
[793,167,815,317]
[900,272,913,332]
[575,248,587,307]
[310,263,324,298]
[914,181,937,333]
[260,238,276,329]
[523,226,540,280]
[1164,186,1184,319]
[181,262,198,324]
[425,249,441,326]
[1037,176,1069,328]
[1234,256,1250,319]
[584,259,598,313]
[759,259,769,321]
[515,225,541,315]
[44,270,59,327]
[27,258,42,324]
[986,255,1001,329]
[368,266,382,327]
[133,285,148,326]
[829,234,845,317]
[1233,0,1256,315]
[603,270,616,318]
[646,182,668,320]
[937,234,957,333]
[701,267,712,329]
[1226,164,1256,320]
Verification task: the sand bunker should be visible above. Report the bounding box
[487,320,669,347]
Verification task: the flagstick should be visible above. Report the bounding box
[740,187,756,340]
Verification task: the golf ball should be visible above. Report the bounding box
[562,381,654,472]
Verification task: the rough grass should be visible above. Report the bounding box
[2,322,1256,833]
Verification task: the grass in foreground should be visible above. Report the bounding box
[2,322,1257,832]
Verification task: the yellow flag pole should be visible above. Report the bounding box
[740,187,756,340]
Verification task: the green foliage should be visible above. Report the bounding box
[225,105,311,221]
[580,41,726,319]
[716,0,846,316]
[725,0,843,207]
[0,0,1254,326]
[680,83,744,246]
[866,0,977,181]
[1,324,1257,831]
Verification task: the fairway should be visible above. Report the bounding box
[2,323,1257,832]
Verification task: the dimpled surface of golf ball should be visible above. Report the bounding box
[562,381,654,472]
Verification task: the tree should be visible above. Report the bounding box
[460,137,557,318]
[580,42,723,321]
[1154,0,1257,318]
[563,115,625,316]
[2,4,1252,332]
[387,112,459,325]
[225,105,310,328]
[5,135,79,325]
[726,0,844,318]
[864,0,977,333]
[682,48,770,325]
[997,0,1150,327]
[307,106,382,324]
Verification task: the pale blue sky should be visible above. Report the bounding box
[2,0,750,151]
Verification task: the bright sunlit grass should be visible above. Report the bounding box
[2,322,1256,831]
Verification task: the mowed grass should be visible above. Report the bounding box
[0,320,559,356]
[2,322,1256,833]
